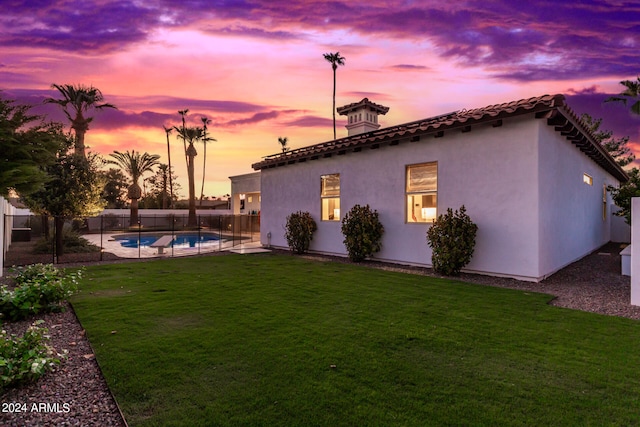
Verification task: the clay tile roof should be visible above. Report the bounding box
[336,98,390,115]
[252,94,627,182]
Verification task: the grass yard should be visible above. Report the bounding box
[72,253,640,426]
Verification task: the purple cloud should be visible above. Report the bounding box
[108,95,266,115]
[202,25,301,40]
[0,88,287,130]
[2,0,638,81]
[224,110,281,126]
[0,1,160,53]
[285,116,333,127]
[388,64,431,72]
[565,87,640,160]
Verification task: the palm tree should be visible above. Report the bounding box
[156,164,171,209]
[163,125,175,208]
[278,136,289,153]
[45,84,116,158]
[200,117,216,207]
[107,150,160,227]
[606,76,640,115]
[174,125,203,227]
[323,52,346,140]
[178,109,189,166]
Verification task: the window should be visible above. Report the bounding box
[583,173,593,185]
[406,162,437,223]
[321,174,340,221]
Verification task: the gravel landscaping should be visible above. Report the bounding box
[0,241,635,426]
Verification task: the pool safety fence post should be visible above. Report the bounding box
[1,214,4,272]
[52,216,56,265]
[219,216,222,252]
[100,215,104,261]
[138,220,141,259]
[198,216,201,255]
[171,214,175,257]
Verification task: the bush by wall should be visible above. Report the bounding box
[0,264,81,321]
[0,320,65,390]
[284,211,317,254]
[341,204,384,262]
[33,229,101,254]
[426,205,478,276]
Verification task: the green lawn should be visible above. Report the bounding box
[72,253,640,426]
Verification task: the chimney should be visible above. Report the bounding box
[337,98,390,137]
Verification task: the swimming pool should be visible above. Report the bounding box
[113,233,221,249]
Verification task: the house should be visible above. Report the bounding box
[252,95,628,282]
[229,172,261,214]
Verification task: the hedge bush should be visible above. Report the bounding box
[0,264,81,321]
[0,320,65,390]
[426,205,478,276]
[341,204,384,262]
[33,229,101,254]
[284,211,317,254]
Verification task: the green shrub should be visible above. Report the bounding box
[0,320,65,390]
[284,211,317,254]
[0,264,81,321]
[33,228,101,254]
[341,204,384,262]
[426,205,478,276]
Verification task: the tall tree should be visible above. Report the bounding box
[140,164,181,209]
[602,78,640,224]
[174,125,203,227]
[609,168,640,225]
[581,113,635,167]
[0,96,65,196]
[107,150,160,226]
[323,52,346,140]
[199,117,216,207]
[178,109,189,166]
[101,168,129,209]
[278,136,289,153]
[44,84,116,158]
[23,148,106,257]
[606,76,640,115]
[163,125,175,208]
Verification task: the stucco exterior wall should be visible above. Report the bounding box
[611,206,631,243]
[537,121,619,278]
[1,196,17,277]
[230,172,261,214]
[631,198,640,305]
[261,115,547,280]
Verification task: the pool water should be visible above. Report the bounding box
[114,233,220,249]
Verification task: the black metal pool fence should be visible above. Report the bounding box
[3,213,260,266]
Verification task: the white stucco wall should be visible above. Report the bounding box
[537,121,619,279]
[261,115,548,280]
[1,196,18,277]
[631,198,640,305]
[260,112,623,281]
[611,206,631,243]
[230,172,261,214]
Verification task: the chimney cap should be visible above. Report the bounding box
[337,98,390,116]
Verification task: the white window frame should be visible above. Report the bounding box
[406,162,437,223]
[321,174,340,221]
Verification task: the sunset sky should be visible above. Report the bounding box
[1,0,639,198]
